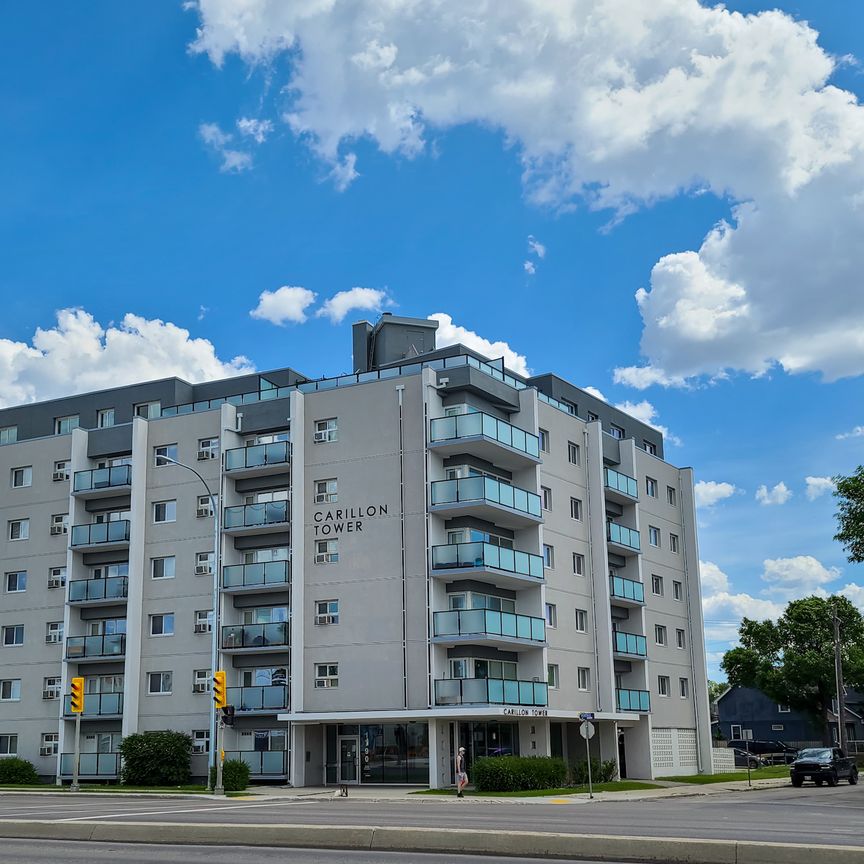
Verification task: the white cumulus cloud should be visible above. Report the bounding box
[199,122,253,173]
[761,555,841,599]
[839,582,864,612]
[0,309,253,408]
[236,117,273,143]
[527,236,546,259]
[700,560,730,597]
[316,287,391,324]
[694,480,737,509]
[523,260,536,275]
[755,482,792,506]
[250,286,317,325]
[836,425,864,441]
[702,590,784,643]
[429,313,529,377]
[613,399,681,446]
[582,386,608,402]
[805,476,835,501]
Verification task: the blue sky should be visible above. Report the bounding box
[2,1,863,676]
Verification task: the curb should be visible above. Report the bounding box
[1,820,863,863]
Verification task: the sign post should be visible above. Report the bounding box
[579,720,596,799]
[743,729,753,788]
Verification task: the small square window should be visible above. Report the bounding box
[670,533,679,553]
[314,418,338,443]
[0,734,18,756]
[48,566,66,588]
[644,440,657,456]
[152,556,176,580]
[673,580,683,601]
[5,571,26,593]
[43,677,61,699]
[45,622,63,644]
[577,667,590,691]
[50,514,69,535]
[154,444,178,468]
[676,628,686,649]
[646,477,657,498]
[53,460,69,481]
[153,500,177,523]
[315,600,340,625]
[572,552,585,576]
[197,438,219,460]
[658,675,670,697]
[97,408,116,429]
[679,677,689,699]
[195,552,214,575]
[567,441,581,466]
[134,401,161,419]
[314,663,339,688]
[544,603,557,628]
[148,671,172,694]
[150,614,175,637]
[315,479,338,504]
[652,575,664,596]
[541,486,553,510]
[192,669,211,694]
[547,664,559,689]
[570,497,583,520]
[0,679,21,701]
[2,625,24,646]
[543,544,555,569]
[194,610,213,633]
[0,426,17,445]
[197,495,214,518]
[574,609,587,632]
[538,429,550,453]
[315,539,339,564]
[667,486,677,506]
[191,728,210,753]
[778,704,791,713]
[648,526,660,547]
[8,519,29,541]
[609,424,624,440]
[40,732,59,756]
[655,624,667,646]
[11,466,32,488]
[54,415,79,436]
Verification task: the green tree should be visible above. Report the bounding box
[721,596,864,743]
[834,465,864,563]
[118,730,192,786]
[707,680,729,704]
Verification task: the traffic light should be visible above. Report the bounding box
[70,677,84,714]
[221,705,235,727]
[213,670,227,709]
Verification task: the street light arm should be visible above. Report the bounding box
[154,454,215,501]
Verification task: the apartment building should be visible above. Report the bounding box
[0,313,712,786]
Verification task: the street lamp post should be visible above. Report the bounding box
[155,454,223,795]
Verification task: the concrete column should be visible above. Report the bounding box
[520,717,551,757]
[290,390,305,714]
[598,720,619,772]
[427,718,441,788]
[290,724,306,787]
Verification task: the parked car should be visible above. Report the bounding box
[790,748,859,787]
[727,739,799,762]
[732,748,769,769]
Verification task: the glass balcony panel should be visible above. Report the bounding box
[434,679,460,704]
[607,522,641,550]
[495,546,513,571]
[462,678,488,703]
[531,618,546,641]
[433,611,459,637]
[431,479,456,505]
[260,751,284,774]
[503,679,520,703]
[431,479,541,518]
[224,502,289,529]
[433,610,544,642]
[486,679,504,703]
[430,543,543,580]
[514,615,530,640]
[535,683,549,706]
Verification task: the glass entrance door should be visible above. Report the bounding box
[338,736,359,784]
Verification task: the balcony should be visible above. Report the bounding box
[223,501,290,535]
[434,678,548,708]
[604,467,638,505]
[607,521,641,555]
[613,631,647,657]
[609,575,645,606]
[429,413,541,469]
[222,622,289,652]
[222,561,290,594]
[70,521,131,552]
[63,692,123,718]
[224,750,287,777]
[431,542,544,590]
[617,688,651,712]
[430,477,542,528]
[60,753,120,779]
[72,465,132,500]
[225,441,290,479]
[433,609,545,649]
[227,685,289,714]
[68,577,128,606]
[65,634,126,662]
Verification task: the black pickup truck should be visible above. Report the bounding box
[790,748,859,787]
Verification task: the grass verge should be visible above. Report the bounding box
[0,784,209,794]
[657,766,790,784]
[412,781,661,797]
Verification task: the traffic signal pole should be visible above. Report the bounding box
[70,712,81,793]
[214,717,224,796]
[212,670,226,796]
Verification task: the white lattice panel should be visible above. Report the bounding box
[651,727,674,769]
[677,728,698,767]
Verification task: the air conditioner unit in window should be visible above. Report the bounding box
[192,682,208,693]
[195,565,212,576]
[47,577,64,589]
[42,690,59,700]
[53,471,68,482]
[315,614,338,626]
[191,743,207,754]
[197,450,214,461]
[196,507,212,518]
[313,431,329,443]
[39,747,55,757]
[194,623,210,634]
[315,553,338,564]
[49,526,66,536]
[46,634,61,644]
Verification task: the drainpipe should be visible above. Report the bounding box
[397,385,408,709]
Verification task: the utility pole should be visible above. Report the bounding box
[834,608,848,753]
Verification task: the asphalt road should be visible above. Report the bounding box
[0,783,861,847]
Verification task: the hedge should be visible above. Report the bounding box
[570,758,617,785]
[0,757,40,785]
[472,756,567,792]
[209,759,251,792]
[118,731,192,786]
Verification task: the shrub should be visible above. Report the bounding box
[569,758,618,786]
[209,759,250,792]
[472,756,567,792]
[0,757,40,785]
[118,731,192,786]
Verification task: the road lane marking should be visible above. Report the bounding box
[54,800,314,822]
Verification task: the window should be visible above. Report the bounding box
[154,444,178,467]
[586,412,598,423]
[148,672,172,694]
[5,571,26,593]
[315,600,340,625]
[577,667,591,691]
[679,677,689,699]
[152,557,176,580]
[150,614,175,637]
[2,625,23,647]
[544,603,557,628]
[539,428,550,452]
[8,519,29,541]
[194,610,213,634]
[547,664,559,689]
[48,566,66,589]
[676,628,686,649]
[541,486,553,510]
[572,552,585,576]
[315,539,339,564]
[193,669,211,694]
[648,526,660,547]
[575,609,587,632]
[655,624,667,646]
[315,478,338,504]
[570,497,583,521]
[153,500,177,523]
[609,424,624,440]
[97,408,116,429]
[658,676,670,697]
[314,418,338,443]
[567,441,581,466]
[542,544,555,569]
[43,677,61,699]
[730,724,742,739]
[0,426,17,445]
[646,477,657,498]
[0,735,18,756]
[651,575,664,596]
[11,466,32,488]
[197,438,218,460]
[778,704,791,713]
[41,732,59,757]
[644,440,657,456]
[673,580,683,601]
[134,401,161,419]
[53,460,69,481]
[195,552,214,575]
[0,679,21,701]
[45,622,63,644]
[314,663,339,688]
[197,495,214,518]
[191,729,210,754]
[54,415,79,435]
[50,514,68,536]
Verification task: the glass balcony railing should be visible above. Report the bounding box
[63,692,123,717]
[223,561,290,590]
[227,685,289,712]
[613,631,647,656]
[604,467,638,499]
[68,577,128,603]
[609,575,645,604]
[431,542,544,580]
[223,750,287,775]
[60,753,120,776]
[65,634,126,660]
[70,521,131,547]
[225,442,290,472]
[222,622,289,650]
[73,465,132,493]
[430,477,542,518]
[617,688,651,712]
[223,501,289,530]
[434,678,548,707]
[607,522,640,551]
[430,413,540,459]
[433,609,545,643]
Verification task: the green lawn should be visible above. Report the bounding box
[413,781,661,797]
[658,766,790,784]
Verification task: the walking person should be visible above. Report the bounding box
[455,746,468,798]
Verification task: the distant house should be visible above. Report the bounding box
[715,685,864,748]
